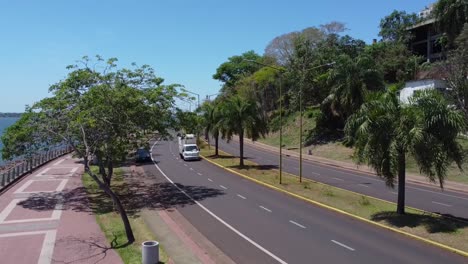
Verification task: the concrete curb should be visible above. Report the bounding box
[200,153,468,259]
[234,137,468,194]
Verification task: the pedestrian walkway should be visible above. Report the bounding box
[0,155,122,264]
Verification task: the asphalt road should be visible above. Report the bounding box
[213,138,468,220]
[143,139,466,264]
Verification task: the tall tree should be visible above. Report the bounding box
[345,90,466,214]
[444,23,468,120]
[220,95,267,166]
[200,100,222,156]
[365,41,423,83]
[1,56,180,243]
[318,54,384,132]
[213,51,263,91]
[434,0,468,47]
[379,10,419,43]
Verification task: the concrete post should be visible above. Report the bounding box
[142,241,159,264]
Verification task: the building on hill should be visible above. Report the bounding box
[407,4,444,62]
[399,79,447,103]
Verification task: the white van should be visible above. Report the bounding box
[178,134,200,161]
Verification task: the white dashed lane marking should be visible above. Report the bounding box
[237,194,247,199]
[259,206,272,213]
[331,240,355,251]
[289,220,306,229]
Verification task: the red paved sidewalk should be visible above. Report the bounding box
[0,155,122,264]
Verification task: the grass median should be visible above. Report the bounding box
[82,167,169,264]
[200,144,468,254]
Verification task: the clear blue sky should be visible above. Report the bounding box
[0,0,434,112]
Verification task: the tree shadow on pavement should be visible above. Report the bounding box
[371,211,468,233]
[17,181,225,218]
[52,235,124,264]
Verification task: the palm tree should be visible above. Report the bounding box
[325,55,384,122]
[220,95,267,166]
[345,90,466,214]
[200,100,222,156]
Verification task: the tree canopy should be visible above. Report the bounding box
[1,55,183,243]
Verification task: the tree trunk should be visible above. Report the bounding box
[215,132,219,157]
[84,164,135,243]
[239,130,244,167]
[397,151,406,215]
[106,156,113,186]
[97,156,110,185]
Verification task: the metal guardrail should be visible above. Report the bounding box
[0,146,73,191]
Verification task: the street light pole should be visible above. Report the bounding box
[245,59,285,184]
[206,93,220,101]
[299,62,335,183]
[183,89,200,110]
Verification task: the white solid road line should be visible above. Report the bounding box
[358,184,370,188]
[150,141,288,264]
[208,178,213,182]
[407,186,468,201]
[259,206,272,213]
[332,177,344,181]
[237,194,247,200]
[197,173,203,176]
[220,185,228,190]
[432,201,453,207]
[289,220,306,229]
[331,240,355,251]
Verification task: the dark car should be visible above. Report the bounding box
[136,148,151,162]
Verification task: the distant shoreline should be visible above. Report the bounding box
[0,113,22,118]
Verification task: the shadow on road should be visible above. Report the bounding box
[17,179,225,218]
[371,211,468,233]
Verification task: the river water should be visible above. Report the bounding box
[0,117,19,165]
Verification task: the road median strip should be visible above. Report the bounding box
[200,146,468,258]
[82,166,170,263]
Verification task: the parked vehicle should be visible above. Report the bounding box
[178,134,200,161]
[136,148,151,162]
